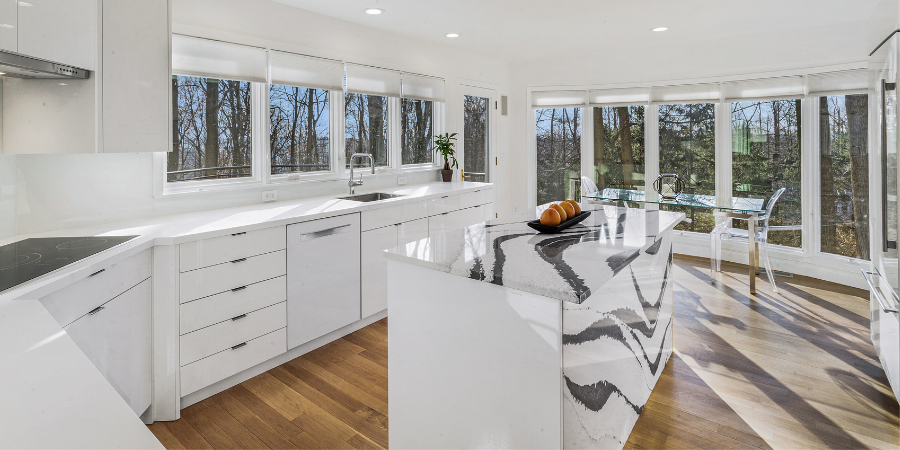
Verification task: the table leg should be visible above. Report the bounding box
[748,214,757,294]
[755,242,760,275]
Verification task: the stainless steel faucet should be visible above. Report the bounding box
[348,153,375,195]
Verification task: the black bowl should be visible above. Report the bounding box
[527,211,591,233]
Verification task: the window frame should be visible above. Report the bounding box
[399,97,440,168]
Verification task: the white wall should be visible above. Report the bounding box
[0,155,14,240]
[10,0,511,236]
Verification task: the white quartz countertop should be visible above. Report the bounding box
[384,205,684,304]
[0,180,489,449]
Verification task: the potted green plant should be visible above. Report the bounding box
[434,133,458,182]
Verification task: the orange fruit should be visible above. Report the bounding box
[559,201,576,219]
[565,200,582,215]
[540,207,561,226]
[549,203,567,221]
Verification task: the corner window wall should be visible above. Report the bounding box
[269,85,330,174]
[731,100,803,248]
[819,94,870,260]
[169,76,253,182]
[400,98,434,165]
[658,103,716,233]
[593,106,645,191]
[536,108,582,205]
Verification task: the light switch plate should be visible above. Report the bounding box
[262,190,277,202]
[398,176,407,185]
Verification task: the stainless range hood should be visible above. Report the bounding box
[0,49,90,79]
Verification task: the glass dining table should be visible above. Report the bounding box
[584,188,767,294]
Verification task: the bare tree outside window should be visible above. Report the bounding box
[464,96,489,182]
[732,100,803,248]
[168,76,252,182]
[659,103,716,233]
[400,98,433,165]
[593,106,645,191]
[536,108,581,205]
[269,85,329,174]
[345,93,388,168]
[819,94,869,259]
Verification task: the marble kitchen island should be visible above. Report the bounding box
[385,204,685,449]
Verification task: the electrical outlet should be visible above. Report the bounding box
[397,176,407,185]
[262,190,277,203]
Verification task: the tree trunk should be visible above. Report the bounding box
[368,96,385,165]
[820,97,838,254]
[204,78,220,170]
[306,88,315,168]
[593,107,605,189]
[617,106,634,189]
[847,95,870,260]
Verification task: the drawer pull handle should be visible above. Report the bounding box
[231,232,247,236]
[299,224,352,242]
[861,270,900,313]
[231,342,248,350]
[87,306,105,315]
[88,269,105,277]
[231,285,248,292]
[231,258,248,263]
[231,314,248,321]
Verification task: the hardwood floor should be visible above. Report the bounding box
[150,256,899,449]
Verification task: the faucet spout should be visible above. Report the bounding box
[348,153,375,195]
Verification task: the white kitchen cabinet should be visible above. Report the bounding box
[179,226,286,272]
[180,328,286,397]
[64,278,152,417]
[179,250,286,304]
[429,205,486,237]
[286,213,361,349]
[361,225,399,318]
[0,0,16,52]
[398,217,429,245]
[16,0,98,70]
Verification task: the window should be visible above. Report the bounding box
[536,108,581,205]
[659,103,716,233]
[732,100,803,248]
[269,85,330,174]
[464,95,489,182]
[345,93,389,168]
[168,76,253,182]
[400,98,433,165]
[593,106,645,191]
[819,94,869,259]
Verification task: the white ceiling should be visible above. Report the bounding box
[271,0,885,64]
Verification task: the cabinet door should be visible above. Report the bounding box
[64,279,151,417]
[102,0,170,153]
[0,0,16,52]
[398,217,429,245]
[286,214,361,349]
[17,0,98,70]
[361,225,398,318]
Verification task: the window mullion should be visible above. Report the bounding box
[256,82,271,184]
[716,103,733,208]
[581,106,594,195]
[645,104,660,202]
[805,97,820,257]
[335,89,346,178]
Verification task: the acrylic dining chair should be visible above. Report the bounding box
[710,187,787,293]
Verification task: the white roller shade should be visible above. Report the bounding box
[402,73,445,102]
[724,76,804,102]
[172,35,267,83]
[652,83,720,104]
[588,87,649,106]
[807,69,869,97]
[346,63,401,97]
[531,90,587,108]
[269,51,343,91]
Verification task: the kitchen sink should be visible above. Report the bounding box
[338,192,405,202]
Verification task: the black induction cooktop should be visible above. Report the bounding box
[0,236,139,293]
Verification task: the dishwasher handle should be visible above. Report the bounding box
[299,224,352,242]
[862,270,900,313]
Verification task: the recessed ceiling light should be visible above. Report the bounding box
[0,24,13,28]
[365,8,383,15]
[18,2,32,6]
[0,72,5,76]
[58,83,67,86]
[652,27,668,32]
[446,33,459,38]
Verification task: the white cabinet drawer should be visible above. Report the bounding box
[181,328,287,397]
[180,226,286,272]
[180,301,286,366]
[427,194,460,216]
[40,249,151,327]
[429,206,485,237]
[180,276,286,335]
[361,200,428,231]
[459,189,493,210]
[398,217,429,245]
[179,250,286,303]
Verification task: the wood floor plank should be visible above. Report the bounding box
[150,256,898,450]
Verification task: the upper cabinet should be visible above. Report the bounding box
[17,0,98,70]
[1,0,170,154]
[0,0,16,52]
